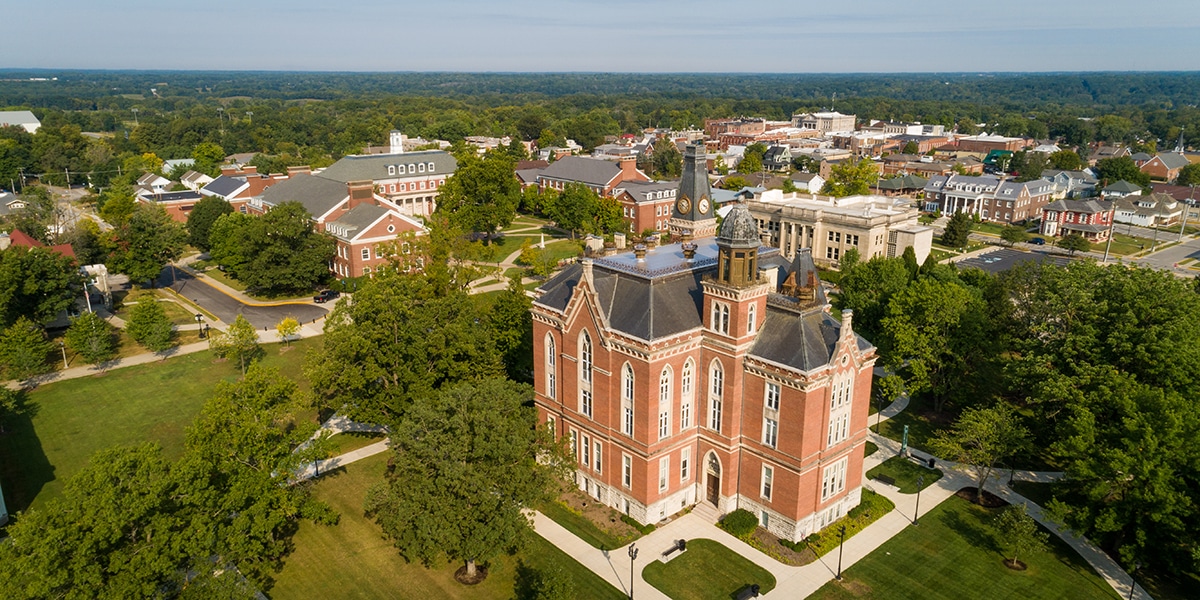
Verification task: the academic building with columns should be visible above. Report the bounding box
[530,146,877,541]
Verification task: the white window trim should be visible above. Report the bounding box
[821,458,848,502]
[659,456,669,492]
[545,335,556,399]
[623,454,632,489]
[680,448,690,482]
[708,360,724,432]
[761,464,774,500]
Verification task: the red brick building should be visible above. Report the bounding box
[613,180,679,233]
[534,156,649,197]
[531,201,877,538]
[1040,199,1114,241]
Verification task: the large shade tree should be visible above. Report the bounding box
[435,151,520,243]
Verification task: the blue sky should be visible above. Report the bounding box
[5,0,1200,72]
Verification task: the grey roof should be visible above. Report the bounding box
[617,180,679,203]
[717,203,759,246]
[538,156,623,187]
[0,193,27,216]
[1044,199,1110,214]
[876,174,927,190]
[0,110,39,126]
[515,168,543,185]
[790,172,820,183]
[201,175,249,198]
[1131,152,1153,162]
[138,190,202,203]
[1104,180,1143,193]
[1154,152,1191,170]
[1042,169,1098,183]
[328,203,389,241]
[751,309,841,371]
[258,173,348,218]
[318,150,456,183]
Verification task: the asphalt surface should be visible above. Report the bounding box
[1134,236,1200,272]
[956,248,1073,274]
[158,266,329,329]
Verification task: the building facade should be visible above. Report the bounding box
[923,174,1055,224]
[1039,199,1114,241]
[531,202,877,540]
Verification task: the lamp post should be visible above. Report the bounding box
[58,340,68,369]
[836,524,847,581]
[1127,561,1141,600]
[914,475,925,525]
[627,544,638,599]
[195,314,204,339]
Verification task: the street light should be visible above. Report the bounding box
[836,524,847,581]
[1127,561,1141,600]
[627,544,639,599]
[58,340,68,369]
[914,475,925,525]
[195,314,204,339]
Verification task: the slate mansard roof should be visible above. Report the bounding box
[535,240,871,373]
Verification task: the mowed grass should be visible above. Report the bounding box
[643,539,777,600]
[270,453,625,600]
[808,496,1119,600]
[537,499,626,550]
[865,456,943,494]
[0,337,321,513]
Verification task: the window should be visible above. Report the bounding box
[545,335,556,399]
[570,430,578,464]
[363,267,371,276]
[680,448,690,482]
[623,454,632,488]
[747,303,756,334]
[711,301,730,334]
[821,458,848,501]
[361,248,370,260]
[658,367,672,440]
[593,441,602,473]
[582,434,590,467]
[388,165,396,176]
[826,246,841,260]
[659,456,669,491]
[582,389,593,419]
[761,465,774,500]
[580,330,593,382]
[418,163,426,173]
[621,363,634,436]
[827,371,852,447]
[764,417,778,448]
[427,162,435,171]
[680,360,694,429]
[765,382,780,411]
[419,181,426,190]
[709,361,723,432]
[389,183,396,193]
[401,183,408,191]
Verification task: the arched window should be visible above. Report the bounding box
[708,360,724,432]
[747,303,757,334]
[680,359,694,429]
[827,370,853,447]
[658,366,672,440]
[579,331,593,418]
[621,363,634,436]
[545,335,556,400]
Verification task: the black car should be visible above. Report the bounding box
[313,290,340,303]
[1030,237,1046,245]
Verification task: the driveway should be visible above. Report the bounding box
[158,267,329,329]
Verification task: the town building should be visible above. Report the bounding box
[1039,199,1114,241]
[1112,193,1184,227]
[792,112,856,133]
[1139,152,1191,182]
[1099,180,1143,199]
[951,134,1033,154]
[874,174,928,197]
[134,189,205,222]
[744,191,931,266]
[317,133,455,217]
[922,174,1055,224]
[532,155,650,198]
[667,144,719,238]
[789,172,825,194]
[1041,169,1098,199]
[531,201,878,540]
[613,180,680,234]
[180,170,214,192]
[0,110,41,134]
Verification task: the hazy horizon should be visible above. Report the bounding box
[4,1,1199,73]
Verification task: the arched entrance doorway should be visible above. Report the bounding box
[705,453,722,507]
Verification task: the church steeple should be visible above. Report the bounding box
[669,142,718,238]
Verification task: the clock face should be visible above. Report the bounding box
[698,197,711,214]
[676,196,692,214]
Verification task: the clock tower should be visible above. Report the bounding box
[669,142,718,239]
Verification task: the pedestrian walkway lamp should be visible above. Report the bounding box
[836,524,847,580]
[627,544,638,599]
[195,314,205,339]
[1127,561,1141,600]
[58,340,68,369]
[914,475,925,525]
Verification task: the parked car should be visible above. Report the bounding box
[1030,237,1046,245]
[313,290,340,303]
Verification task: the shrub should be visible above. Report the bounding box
[719,509,758,538]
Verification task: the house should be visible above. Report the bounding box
[1040,199,1114,241]
[1090,144,1130,165]
[1113,193,1184,227]
[1099,180,1143,199]
[199,165,293,213]
[531,200,877,538]
[316,139,456,217]
[135,190,205,222]
[162,158,195,175]
[875,174,928,198]
[1041,169,1098,199]
[0,191,29,216]
[762,146,792,172]
[534,156,649,197]
[789,172,825,194]
[4,229,76,260]
[613,180,680,234]
[922,174,1055,224]
[879,154,983,178]
[744,190,930,265]
[0,110,40,134]
[1140,153,1191,182]
[180,170,214,192]
[136,172,172,193]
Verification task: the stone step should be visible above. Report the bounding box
[690,501,721,523]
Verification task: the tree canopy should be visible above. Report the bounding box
[0,244,82,328]
[208,202,334,295]
[109,203,186,284]
[820,158,877,197]
[941,210,972,249]
[435,151,521,242]
[186,196,234,252]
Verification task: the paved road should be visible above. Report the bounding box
[1134,235,1200,272]
[158,267,328,328]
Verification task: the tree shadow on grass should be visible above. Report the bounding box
[0,393,54,518]
[938,503,1003,557]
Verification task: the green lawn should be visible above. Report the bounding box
[325,431,386,457]
[865,456,943,494]
[199,267,248,291]
[113,289,201,326]
[643,539,777,600]
[0,337,321,513]
[864,441,878,458]
[808,496,1120,600]
[537,498,631,550]
[972,222,1006,236]
[877,395,952,454]
[270,453,624,600]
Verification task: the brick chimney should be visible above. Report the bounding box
[287,165,312,176]
[220,165,238,176]
[619,156,638,182]
[347,180,375,210]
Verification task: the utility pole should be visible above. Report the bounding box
[1181,185,1195,242]
[1102,203,1117,263]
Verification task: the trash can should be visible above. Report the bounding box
[928,457,936,469]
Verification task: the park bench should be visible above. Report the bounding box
[735,583,761,599]
[660,539,687,562]
[873,474,897,487]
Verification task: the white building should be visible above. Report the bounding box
[0,110,41,134]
